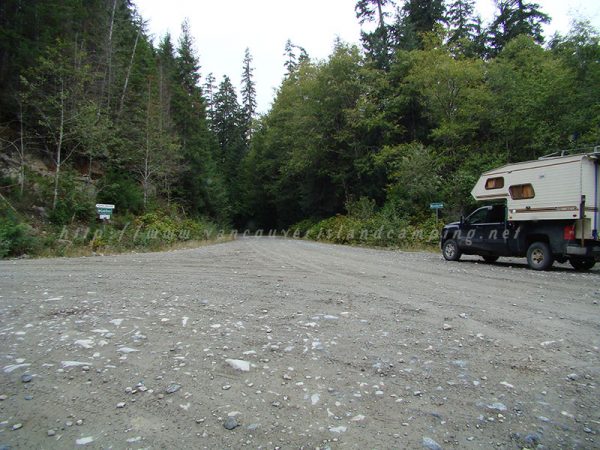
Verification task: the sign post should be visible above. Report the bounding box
[429,202,444,227]
[95,203,115,221]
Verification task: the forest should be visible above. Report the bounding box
[0,0,599,256]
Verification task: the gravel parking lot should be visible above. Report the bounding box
[0,238,599,449]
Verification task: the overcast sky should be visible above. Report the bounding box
[135,0,600,114]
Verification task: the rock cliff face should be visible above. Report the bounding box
[0,146,104,186]
[0,147,53,179]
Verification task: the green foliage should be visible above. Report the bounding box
[97,170,144,214]
[487,36,576,160]
[487,0,550,55]
[374,143,442,219]
[406,40,488,146]
[345,197,377,221]
[301,209,440,249]
[44,171,95,225]
[445,0,484,57]
[0,204,37,257]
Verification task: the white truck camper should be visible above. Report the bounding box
[441,150,600,270]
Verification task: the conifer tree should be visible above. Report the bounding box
[488,0,550,55]
[241,48,257,140]
[446,0,485,56]
[355,0,392,69]
[171,19,229,219]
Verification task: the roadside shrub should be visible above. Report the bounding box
[97,171,144,214]
[345,196,377,221]
[290,217,319,235]
[301,199,442,250]
[47,172,95,225]
[0,205,37,257]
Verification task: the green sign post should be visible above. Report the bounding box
[95,203,115,220]
[430,202,444,227]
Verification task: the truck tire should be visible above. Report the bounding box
[526,242,554,271]
[442,239,461,261]
[569,257,596,271]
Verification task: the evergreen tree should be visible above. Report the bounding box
[391,0,445,50]
[240,47,257,140]
[390,7,420,51]
[355,0,393,69]
[213,76,245,182]
[154,33,182,204]
[283,40,309,76]
[283,39,297,75]
[488,0,550,56]
[402,0,446,35]
[176,19,201,100]
[171,19,229,220]
[203,72,217,127]
[446,0,485,56]
[213,75,246,221]
[156,33,176,132]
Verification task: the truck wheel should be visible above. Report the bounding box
[569,257,596,271]
[442,239,461,261]
[483,255,499,263]
[526,242,554,271]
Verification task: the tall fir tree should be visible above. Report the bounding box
[402,0,446,35]
[355,0,393,69]
[488,0,550,56]
[203,72,217,127]
[171,19,229,220]
[240,47,257,140]
[213,75,246,221]
[446,0,485,57]
[392,0,446,50]
[213,76,245,181]
[283,40,309,76]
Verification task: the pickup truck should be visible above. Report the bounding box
[441,204,600,270]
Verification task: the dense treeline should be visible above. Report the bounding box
[0,0,599,255]
[241,1,600,229]
[0,0,253,228]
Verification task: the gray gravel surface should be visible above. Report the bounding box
[0,237,599,449]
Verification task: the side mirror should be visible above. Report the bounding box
[460,215,465,226]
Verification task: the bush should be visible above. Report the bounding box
[0,205,37,257]
[290,217,319,235]
[45,171,95,225]
[97,171,144,214]
[345,197,376,221]
[301,198,442,250]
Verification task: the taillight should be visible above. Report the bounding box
[564,224,575,241]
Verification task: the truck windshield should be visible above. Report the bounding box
[468,205,505,224]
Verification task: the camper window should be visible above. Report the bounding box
[485,177,504,190]
[509,184,535,200]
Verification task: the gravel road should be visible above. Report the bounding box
[0,238,599,449]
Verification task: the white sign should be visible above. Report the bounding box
[95,204,115,210]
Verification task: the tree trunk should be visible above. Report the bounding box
[376,0,385,31]
[105,0,117,110]
[143,79,151,209]
[119,22,141,116]
[18,98,25,196]
[88,153,93,181]
[53,81,65,210]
